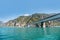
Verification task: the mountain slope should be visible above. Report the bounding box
[5,13,60,27]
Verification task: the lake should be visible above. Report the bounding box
[0,27,60,40]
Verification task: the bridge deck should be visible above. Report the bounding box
[33,13,60,23]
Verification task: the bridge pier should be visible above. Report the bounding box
[41,22,46,28]
[35,24,39,27]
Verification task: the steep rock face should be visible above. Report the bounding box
[4,13,50,27]
[5,13,60,27]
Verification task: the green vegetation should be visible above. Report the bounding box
[5,13,60,27]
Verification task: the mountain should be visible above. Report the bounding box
[0,21,4,26]
[4,13,60,27]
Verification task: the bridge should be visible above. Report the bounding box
[25,13,60,28]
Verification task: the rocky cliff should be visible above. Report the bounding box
[4,13,60,27]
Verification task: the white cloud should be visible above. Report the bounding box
[23,14,30,16]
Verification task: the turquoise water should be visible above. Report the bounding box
[0,27,60,40]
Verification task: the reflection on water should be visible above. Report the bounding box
[0,27,60,40]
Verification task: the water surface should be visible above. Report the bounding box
[0,27,60,40]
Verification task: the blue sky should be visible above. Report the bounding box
[0,0,60,22]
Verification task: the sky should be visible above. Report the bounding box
[0,0,60,22]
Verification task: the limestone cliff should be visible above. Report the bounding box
[4,13,60,27]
